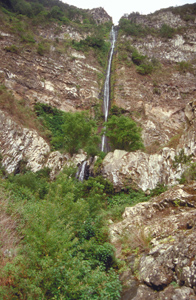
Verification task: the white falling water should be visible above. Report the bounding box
[101,26,117,152]
[77,160,87,182]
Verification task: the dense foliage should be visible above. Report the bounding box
[103,115,144,151]
[0,169,123,299]
[119,18,148,37]
[0,0,94,23]
[34,103,100,156]
[0,163,153,299]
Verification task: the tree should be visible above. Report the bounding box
[103,115,144,152]
[62,112,100,156]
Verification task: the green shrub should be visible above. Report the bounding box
[173,149,192,168]
[150,183,167,197]
[8,168,50,199]
[119,18,147,36]
[177,61,193,73]
[14,0,33,17]
[61,111,99,155]
[49,5,64,20]
[20,33,35,43]
[1,172,122,299]
[131,49,159,75]
[132,49,146,65]
[37,43,46,56]
[35,103,100,156]
[4,44,19,53]
[136,63,153,75]
[160,24,175,39]
[106,189,149,220]
[103,115,144,152]
[179,162,196,183]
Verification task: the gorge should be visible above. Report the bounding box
[0,1,196,299]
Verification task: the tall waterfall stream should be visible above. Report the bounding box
[77,26,117,181]
[101,26,117,152]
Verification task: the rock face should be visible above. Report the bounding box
[88,7,112,24]
[0,24,102,113]
[101,99,196,191]
[114,9,196,149]
[102,148,182,191]
[109,183,196,300]
[0,110,50,173]
[0,108,90,177]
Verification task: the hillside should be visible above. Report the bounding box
[0,1,196,299]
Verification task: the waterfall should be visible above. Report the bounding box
[76,160,88,182]
[76,27,117,181]
[101,26,117,152]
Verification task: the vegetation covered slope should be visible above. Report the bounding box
[0,161,155,299]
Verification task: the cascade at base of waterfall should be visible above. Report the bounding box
[76,161,88,182]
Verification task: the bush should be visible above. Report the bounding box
[150,183,167,197]
[34,103,100,156]
[37,43,46,56]
[106,189,149,220]
[119,18,147,36]
[61,111,99,156]
[136,63,153,75]
[4,44,19,53]
[179,162,196,183]
[160,24,175,39]
[132,49,146,65]
[103,115,144,152]
[8,168,50,199]
[177,61,193,73]
[1,172,122,299]
[173,149,192,168]
[20,33,35,43]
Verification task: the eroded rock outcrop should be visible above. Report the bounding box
[88,7,112,24]
[102,148,182,191]
[0,110,50,173]
[115,9,196,149]
[102,99,196,191]
[109,183,196,300]
[0,25,102,113]
[0,109,89,177]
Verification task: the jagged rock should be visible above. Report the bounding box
[131,285,157,300]
[88,7,112,24]
[0,110,50,173]
[111,183,196,299]
[102,100,196,191]
[110,183,196,243]
[102,148,183,191]
[45,151,71,179]
[177,100,196,157]
[127,11,187,29]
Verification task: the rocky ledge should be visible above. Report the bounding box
[110,183,196,300]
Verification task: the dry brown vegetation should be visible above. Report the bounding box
[0,86,49,141]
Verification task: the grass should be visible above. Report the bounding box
[121,227,152,258]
